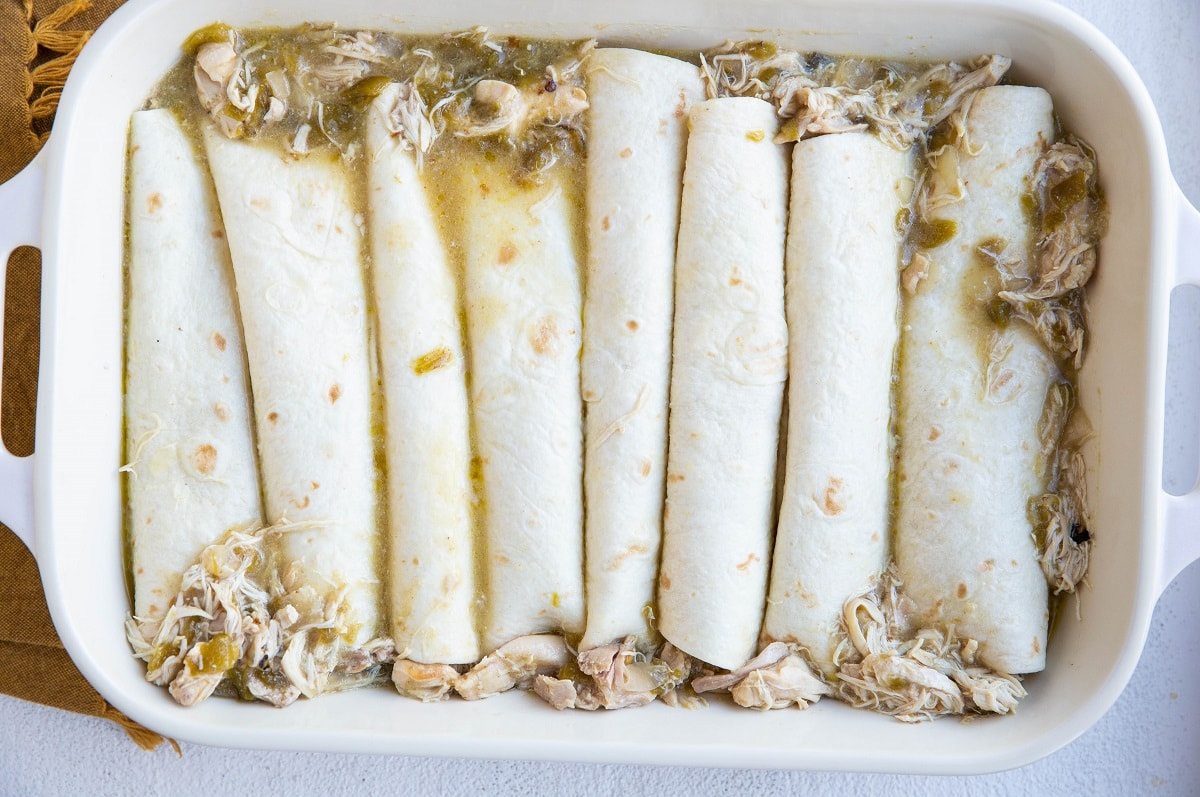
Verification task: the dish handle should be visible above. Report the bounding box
[0,152,45,555]
[1160,181,1200,596]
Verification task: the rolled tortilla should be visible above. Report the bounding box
[366,84,480,665]
[579,49,704,651]
[763,131,908,673]
[456,157,585,653]
[658,97,789,671]
[126,109,263,627]
[203,128,381,659]
[895,86,1056,674]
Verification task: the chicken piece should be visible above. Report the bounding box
[460,72,589,140]
[392,660,459,702]
[572,636,679,710]
[167,644,227,707]
[657,642,706,709]
[730,653,829,711]
[454,635,572,700]
[690,641,792,694]
[193,41,255,138]
[532,675,582,710]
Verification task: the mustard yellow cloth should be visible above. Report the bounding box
[0,0,174,751]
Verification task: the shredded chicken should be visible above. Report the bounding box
[1033,445,1093,595]
[125,522,394,707]
[700,43,1008,150]
[314,31,382,89]
[730,654,830,711]
[456,70,589,141]
[392,660,460,702]
[658,642,706,709]
[687,641,828,711]
[532,636,686,711]
[454,634,572,700]
[377,81,436,166]
[833,571,1026,722]
[194,40,254,139]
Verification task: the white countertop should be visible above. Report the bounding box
[2,0,1197,793]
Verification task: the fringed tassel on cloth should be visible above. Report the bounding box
[23,0,93,141]
[100,704,181,755]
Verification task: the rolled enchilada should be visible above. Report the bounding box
[203,125,383,690]
[580,49,704,651]
[658,97,789,671]
[763,131,908,673]
[894,86,1057,674]
[456,156,586,653]
[366,83,480,667]
[125,108,263,631]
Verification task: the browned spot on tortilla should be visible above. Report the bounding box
[146,192,163,214]
[625,319,639,332]
[638,459,652,478]
[311,482,320,490]
[991,370,1014,393]
[292,495,310,510]
[267,412,279,424]
[822,477,844,515]
[334,224,344,235]
[498,242,518,265]
[606,544,649,572]
[136,566,144,575]
[928,426,941,441]
[529,316,560,355]
[658,117,668,134]
[583,389,597,401]
[674,89,687,118]
[214,402,230,421]
[729,266,743,287]
[1032,636,1041,654]
[250,197,270,210]
[412,557,420,566]
[736,553,761,572]
[212,229,225,239]
[981,559,995,572]
[190,444,218,476]
[601,215,611,231]
[495,554,511,565]
[942,460,960,476]
[479,183,490,197]
[871,532,880,543]
[212,332,227,352]
[659,572,672,590]
[329,384,342,403]
[1011,559,1020,567]
[145,517,152,525]
[667,473,685,483]
[956,582,968,599]
[620,147,633,158]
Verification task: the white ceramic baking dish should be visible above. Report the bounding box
[0,0,1197,775]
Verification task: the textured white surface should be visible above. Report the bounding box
[1,0,1197,793]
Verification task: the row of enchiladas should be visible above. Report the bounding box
[124,31,1101,719]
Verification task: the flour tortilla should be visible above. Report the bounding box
[366,84,480,665]
[455,157,585,653]
[895,86,1056,674]
[763,131,908,674]
[658,97,789,671]
[126,109,263,625]
[579,49,704,651]
[203,126,381,649]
